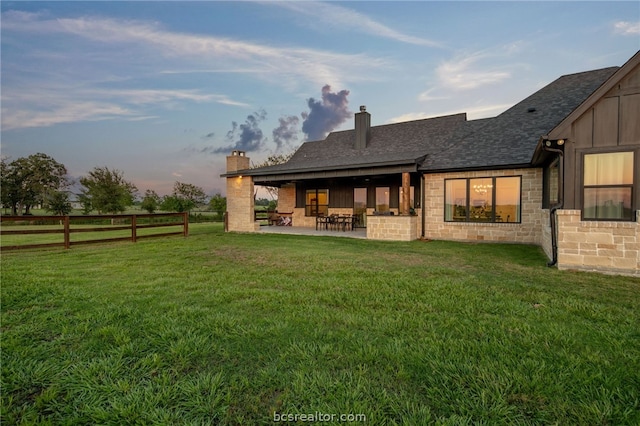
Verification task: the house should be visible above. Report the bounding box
[222,51,640,276]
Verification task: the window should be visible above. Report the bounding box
[445,176,521,223]
[583,152,634,220]
[543,158,559,208]
[445,179,467,221]
[305,189,328,216]
[375,187,390,212]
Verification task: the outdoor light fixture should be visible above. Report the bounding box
[545,140,552,147]
[557,139,565,146]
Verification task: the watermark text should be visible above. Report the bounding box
[273,411,366,423]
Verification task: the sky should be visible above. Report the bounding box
[1,1,639,198]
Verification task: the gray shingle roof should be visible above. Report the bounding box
[420,66,619,171]
[242,66,619,177]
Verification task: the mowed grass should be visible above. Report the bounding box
[1,223,639,425]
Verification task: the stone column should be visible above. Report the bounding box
[225,151,259,232]
[401,172,411,215]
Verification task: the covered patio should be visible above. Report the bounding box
[258,224,367,239]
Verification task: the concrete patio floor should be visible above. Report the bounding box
[258,225,367,239]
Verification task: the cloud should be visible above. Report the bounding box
[214,110,268,154]
[389,103,513,123]
[0,86,237,130]
[202,132,215,140]
[1,10,386,88]
[613,21,640,35]
[272,1,441,47]
[436,52,512,91]
[272,115,300,151]
[301,85,352,141]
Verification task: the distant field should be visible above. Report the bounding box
[2,223,639,425]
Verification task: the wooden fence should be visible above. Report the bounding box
[0,212,188,251]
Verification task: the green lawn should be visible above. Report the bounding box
[2,223,639,425]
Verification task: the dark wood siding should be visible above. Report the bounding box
[561,63,640,211]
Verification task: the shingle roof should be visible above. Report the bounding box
[241,66,619,177]
[243,113,467,176]
[420,66,619,171]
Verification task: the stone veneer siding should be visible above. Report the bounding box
[367,215,419,241]
[226,175,260,232]
[423,168,544,245]
[556,210,640,276]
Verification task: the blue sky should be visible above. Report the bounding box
[1,1,639,197]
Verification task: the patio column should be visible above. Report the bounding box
[401,172,410,215]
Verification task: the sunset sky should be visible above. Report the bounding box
[1,1,638,197]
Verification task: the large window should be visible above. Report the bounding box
[305,189,328,216]
[445,176,521,223]
[583,152,634,220]
[375,187,390,213]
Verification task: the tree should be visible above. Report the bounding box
[173,182,207,208]
[45,190,73,215]
[79,167,137,214]
[0,153,68,215]
[141,189,160,214]
[159,195,189,213]
[160,181,206,213]
[251,150,297,204]
[209,193,226,219]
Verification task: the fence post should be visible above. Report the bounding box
[183,212,189,237]
[131,215,137,243]
[64,216,70,249]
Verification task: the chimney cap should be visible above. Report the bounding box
[359,105,367,112]
[232,150,246,156]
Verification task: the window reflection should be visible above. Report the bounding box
[583,152,634,220]
[445,176,521,223]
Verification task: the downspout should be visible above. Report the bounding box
[421,173,426,238]
[541,142,564,267]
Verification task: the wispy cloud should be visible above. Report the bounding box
[271,1,441,48]
[2,11,386,87]
[613,20,640,35]
[1,9,384,129]
[1,84,241,130]
[436,51,513,91]
[389,103,513,123]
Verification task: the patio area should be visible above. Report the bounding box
[259,225,367,239]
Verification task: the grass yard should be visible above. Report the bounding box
[1,223,639,425]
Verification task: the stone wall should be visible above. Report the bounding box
[226,175,260,232]
[277,184,296,213]
[423,168,544,244]
[367,215,418,241]
[556,210,640,276]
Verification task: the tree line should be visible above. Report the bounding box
[1,153,228,216]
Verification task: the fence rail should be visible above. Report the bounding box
[0,212,188,251]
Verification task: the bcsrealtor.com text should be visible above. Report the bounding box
[273,411,366,422]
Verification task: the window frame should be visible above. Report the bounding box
[581,151,635,222]
[444,176,522,223]
[304,189,329,217]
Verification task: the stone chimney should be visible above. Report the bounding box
[225,150,259,233]
[355,105,371,149]
[226,150,250,173]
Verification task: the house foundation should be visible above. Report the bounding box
[556,210,640,276]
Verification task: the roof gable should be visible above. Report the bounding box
[547,50,640,140]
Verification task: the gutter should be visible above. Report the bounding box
[540,139,565,267]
